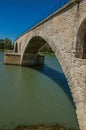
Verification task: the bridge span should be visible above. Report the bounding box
[4,0,86,130]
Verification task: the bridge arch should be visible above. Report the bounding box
[22,36,47,54]
[21,35,75,98]
[20,34,81,127]
[21,36,46,65]
[76,18,86,59]
[21,35,66,73]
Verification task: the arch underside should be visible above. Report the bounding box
[76,18,86,59]
[25,36,46,54]
[21,36,47,66]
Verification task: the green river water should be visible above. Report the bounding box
[0,52,79,130]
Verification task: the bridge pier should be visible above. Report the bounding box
[4,50,21,65]
[67,58,86,130]
[4,51,44,66]
[73,59,86,130]
[21,53,45,66]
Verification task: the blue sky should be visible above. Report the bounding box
[0,0,70,42]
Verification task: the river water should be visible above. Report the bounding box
[0,52,79,130]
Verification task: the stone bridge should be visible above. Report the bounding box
[4,0,86,130]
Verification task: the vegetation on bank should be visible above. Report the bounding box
[40,43,53,53]
[0,38,53,53]
[0,124,75,130]
[14,124,68,130]
[0,38,13,51]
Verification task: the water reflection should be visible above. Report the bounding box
[32,65,75,107]
[0,53,79,130]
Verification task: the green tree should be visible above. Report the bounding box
[0,39,5,50]
[4,38,13,50]
[40,43,53,53]
[0,38,13,50]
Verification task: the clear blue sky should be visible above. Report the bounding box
[0,0,70,42]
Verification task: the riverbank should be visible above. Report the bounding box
[0,124,76,130]
[39,52,54,55]
[0,49,4,52]
[14,124,73,130]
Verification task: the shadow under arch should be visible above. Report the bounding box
[15,42,18,53]
[23,36,47,54]
[21,36,47,65]
[21,35,75,107]
[76,18,86,59]
[31,64,75,107]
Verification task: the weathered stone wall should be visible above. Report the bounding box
[73,59,86,130]
[5,0,86,130]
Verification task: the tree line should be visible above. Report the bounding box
[0,38,53,53]
[40,43,53,53]
[0,38,13,51]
